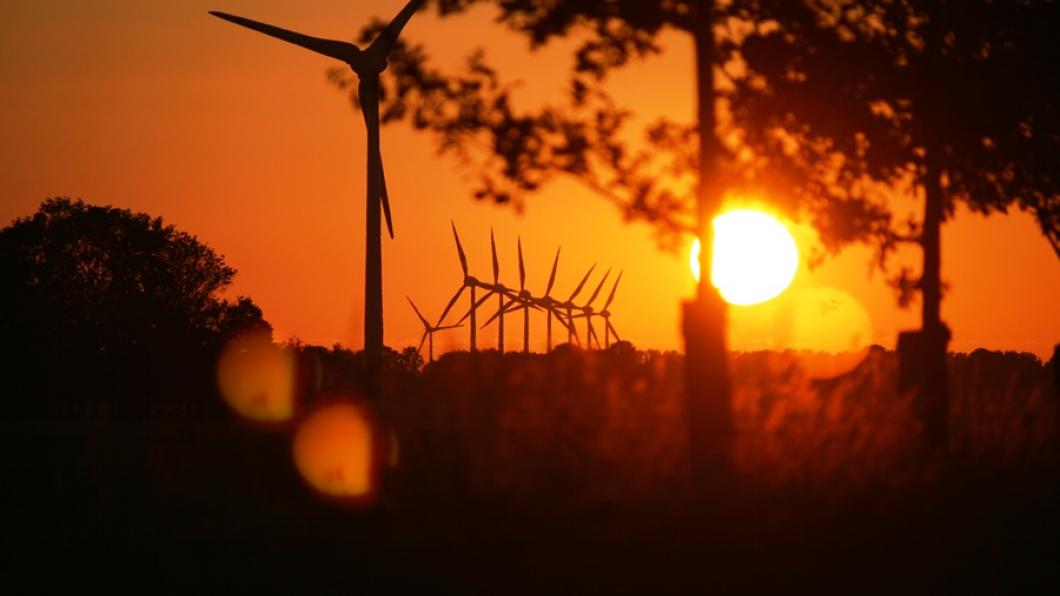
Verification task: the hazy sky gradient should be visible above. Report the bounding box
[2,0,1057,358]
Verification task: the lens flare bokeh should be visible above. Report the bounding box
[217,330,297,424]
[779,287,874,379]
[292,401,376,501]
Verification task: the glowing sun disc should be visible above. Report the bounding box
[691,210,799,306]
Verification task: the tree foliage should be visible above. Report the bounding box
[1,198,269,417]
[329,1,744,251]
[733,0,1060,298]
[332,0,1059,266]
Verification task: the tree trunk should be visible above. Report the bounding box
[898,153,950,452]
[683,1,734,488]
[898,18,950,453]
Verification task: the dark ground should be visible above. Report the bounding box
[3,348,1057,594]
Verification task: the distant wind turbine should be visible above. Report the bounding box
[573,268,612,349]
[537,247,563,352]
[598,271,623,348]
[407,297,460,363]
[481,238,539,352]
[209,0,425,399]
[446,227,512,352]
[557,264,597,346]
[437,222,483,351]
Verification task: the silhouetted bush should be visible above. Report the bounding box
[1,198,269,420]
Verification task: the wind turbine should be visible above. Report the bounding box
[556,264,597,346]
[437,222,485,351]
[573,268,612,349]
[407,297,460,363]
[536,247,564,352]
[598,271,623,348]
[490,229,508,352]
[209,0,425,400]
[481,238,538,352]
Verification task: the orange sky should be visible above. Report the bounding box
[2,0,1057,359]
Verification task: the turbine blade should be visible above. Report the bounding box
[481,296,518,329]
[545,247,561,296]
[568,317,581,344]
[359,80,393,239]
[607,320,621,343]
[417,330,428,354]
[380,156,394,239]
[567,264,596,302]
[451,221,469,277]
[436,285,466,326]
[586,318,599,348]
[209,12,358,62]
[366,0,424,58]
[406,296,429,327]
[585,268,612,308]
[517,237,526,292]
[551,308,569,325]
[490,228,500,284]
[603,270,623,311]
[455,290,495,325]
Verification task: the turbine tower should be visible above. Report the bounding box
[491,229,507,352]
[209,0,425,400]
[538,247,563,352]
[407,297,460,363]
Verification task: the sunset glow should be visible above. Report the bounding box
[4,1,1058,586]
[691,210,800,306]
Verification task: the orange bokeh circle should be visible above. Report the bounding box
[291,399,385,504]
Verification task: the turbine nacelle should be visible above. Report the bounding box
[351,52,388,77]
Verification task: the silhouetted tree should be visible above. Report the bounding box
[331,0,1058,459]
[732,0,1060,449]
[1,197,269,418]
[330,0,763,485]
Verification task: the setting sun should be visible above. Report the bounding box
[691,210,799,306]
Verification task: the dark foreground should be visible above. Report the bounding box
[4,348,1057,593]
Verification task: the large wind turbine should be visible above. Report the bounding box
[209,0,424,399]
